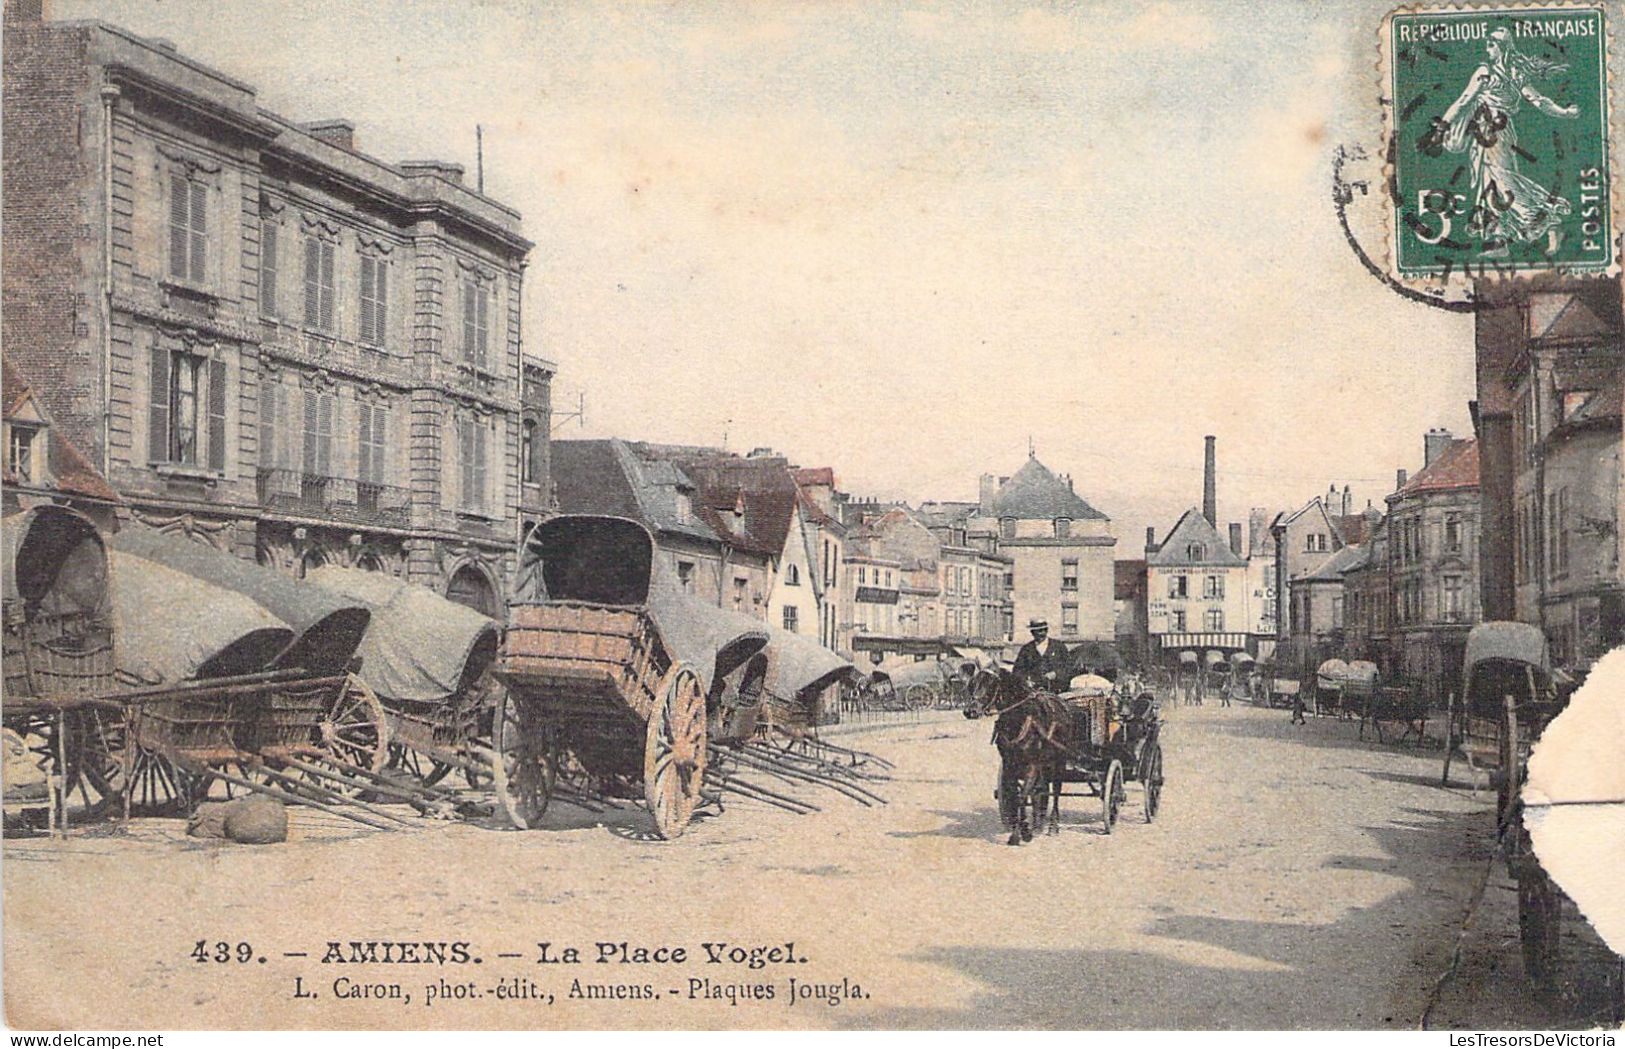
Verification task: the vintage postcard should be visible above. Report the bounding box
[3,0,1623,1035]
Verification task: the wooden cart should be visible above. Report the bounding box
[1042,676,1164,833]
[496,515,769,838]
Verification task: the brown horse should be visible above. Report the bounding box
[965,668,1075,845]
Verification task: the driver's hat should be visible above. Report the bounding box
[1028,618,1049,630]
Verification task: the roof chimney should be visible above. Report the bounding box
[1342,485,1351,516]
[399,159,465,185]
[1424,427,1454,467]
[1396,468,1408,490]
[978,473,997,511]
[1229,522,1243,556]
[1203,435,1216,526]
[1145,526,1158,555]
[5,0,45,23]
[301,119,356,151]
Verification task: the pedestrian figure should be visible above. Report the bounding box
[1291,691,1307,725]
[1219,675,1232,708]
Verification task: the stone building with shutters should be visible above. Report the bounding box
[2,8,551,613]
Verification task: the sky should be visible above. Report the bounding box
[53,0,1498,549]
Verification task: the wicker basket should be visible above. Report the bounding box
[499,603,668,722]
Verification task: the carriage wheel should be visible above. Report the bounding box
[645,663,707,840]
[903,685,933,712]
[1518,868,1563,987]
[1100,759,1124,834]
[1141,744,1163,823]
[320,675,390,780]
[1497,697,1521,833]
[493,691,556,830]
[123,748,197,816]
[387,744,452,787]
[997,761,1021,830]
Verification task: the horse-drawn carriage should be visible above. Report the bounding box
[1442,622,1571,984]
[495,514,769,838]
[969,669,1163,843]
[4,510,398,831]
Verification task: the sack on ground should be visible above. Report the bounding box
[224,797,288,844]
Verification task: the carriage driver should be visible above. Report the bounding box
[1013,618,1072,692]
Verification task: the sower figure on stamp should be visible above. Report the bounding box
[1012,619,1071,694]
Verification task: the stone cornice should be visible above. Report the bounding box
[112,293,262,344]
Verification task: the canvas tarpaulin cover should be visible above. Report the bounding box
[109,550,292,684]
[762,626,853,701]
[111,524,369,674]
[305,565,498,704]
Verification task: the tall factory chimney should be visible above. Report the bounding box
[1203,435,1217,526]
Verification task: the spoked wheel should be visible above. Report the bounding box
[387,744,452,787]
[1497,697,1521,833]
[123,748,198,816]
[1141,744,1163,823]
[997,761,1020,830]
[1518,866,1563,987]
[320,674,390,782]
[1100,759,1124,835]
[645,663,707,840]
[903,685,933,712]
[493,691,557,830]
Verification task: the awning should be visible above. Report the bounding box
[306,566,499,704]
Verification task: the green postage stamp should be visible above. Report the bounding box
[1383,3,1613,280]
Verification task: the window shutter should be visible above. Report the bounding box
[149,347,171,461]
[474,418,489,512]
[260,223,278,316]
[461,283,475,362]
[359,256,376,344]
[304,239,321,327]
[375,260,387,345]
[320,243,335,331]
[357,402,373,483]
[207,358,227,471]
[477,286,489,366]
[168,176,189,279]
[303,389,318,474]
[317,392,333,475]
[373,404,389,484]
[188,180,207,283]
[460,414,476,510]
[259,379,276,467]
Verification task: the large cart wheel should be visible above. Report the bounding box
[1101,759,1124,834]
[123,748,197,816]
[1518,867,1563,986]
[1497,696,1520,833]
[1141,744,1163,823]
[321,674,390,777]
[645,664,707,840]
[387,744,452,787]
[493,691,556,830]
[903,685,933,712]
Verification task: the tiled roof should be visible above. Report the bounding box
[1,359,120,504]
[989,456,1107,521]
[634,446,797,558]
[1559,373,1622,429]
[552,439,719,545]
[1296,542,1368,583]
[1393,439,1479,498]
[1147,508,1246,567]
[791,466,834,487]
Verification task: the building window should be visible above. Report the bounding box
[1187,542,1206,560]
[1054,518,1071,539]
[1171,609,1186,632]
[259,222,279,317]
[7,425,39,483]
[358,254,389,346]
[677,561,695,592]
[149,348,226,469]
[858,567,867,586]
[462,279,490,367]
[1061,603,1078,632]
[301,387,334,478]
[520,419,537,485]
[733,576,748,610]
[303,237,336,331]
[786,564,800,586]
[1204,608,1224,631]
[1331,595,1344,629]
[1444,512,1462,553]
[1000,517,1015,539]
[782,606,799,633]
[168,173,207,284]
[1168,574,1188,599]
[1442,575,1463,621]
[458,412,488,513]
[356,400,389,485]
[1203,574,1224,599]
[1061,558,1078,592]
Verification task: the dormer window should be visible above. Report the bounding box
[1187,542,1205,561]
[1000,517,1015,539]
[7,424,41,484]
[674,492,692,524]
[1054,518,1071,539]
